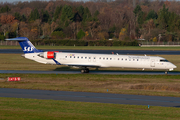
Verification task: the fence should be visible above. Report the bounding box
[0,41,54,46]
[141,42,180,46]
[1,40,180,46]
[0,41,19,46]
[0,40,137,46]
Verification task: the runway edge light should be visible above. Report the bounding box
[7,77,21,82]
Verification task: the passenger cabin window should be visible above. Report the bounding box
[81,57,83,59]
[110,58,112,60]
[103,58,105,60]
[77,56,79,59]
[89,57,91,59]
[85,57,87,59]
[121,58,123,60]
[99,57,101,59]
[160,59,169,62]
[65,56,67,58]
[106,58,108,60]
[70,56,72,58]
[74,56,75,58]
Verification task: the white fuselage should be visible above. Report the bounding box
[24,52,177,71]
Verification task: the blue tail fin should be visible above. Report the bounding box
[6,37,43,54]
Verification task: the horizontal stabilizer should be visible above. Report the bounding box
[6,37,29,41]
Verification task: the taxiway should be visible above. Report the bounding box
[1,88,180,107]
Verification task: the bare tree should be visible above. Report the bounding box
[41,23,51,36]
[1,24,11,36]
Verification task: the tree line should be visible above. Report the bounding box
[0,0,180,43]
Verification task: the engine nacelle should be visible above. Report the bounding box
[38,51,58,59]
[44,51,54,59]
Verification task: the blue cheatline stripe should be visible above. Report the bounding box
[52,59,61,65]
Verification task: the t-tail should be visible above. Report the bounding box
[6,37,43,54]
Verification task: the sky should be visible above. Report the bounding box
[1,0,45,3]
[0,0,87,3]
[1,0,176,4]
[1,0,36,3]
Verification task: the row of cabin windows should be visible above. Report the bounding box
[65,56,140,61]
[64,56,168,62]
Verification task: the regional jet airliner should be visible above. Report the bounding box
[6,37,177,73]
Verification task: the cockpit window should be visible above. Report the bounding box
[160,59,169,62]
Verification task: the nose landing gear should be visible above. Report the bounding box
[165,70,168,75]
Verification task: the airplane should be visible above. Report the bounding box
[6,37,177,73]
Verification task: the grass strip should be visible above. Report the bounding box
[1,74,180,97]
[0,97,180,120]
[1,45,180,50]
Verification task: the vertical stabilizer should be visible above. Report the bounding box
[6,37,42,54]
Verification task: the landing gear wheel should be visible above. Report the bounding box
[81,69,85,73]
[81,68,89,73]
[85,69,89,73]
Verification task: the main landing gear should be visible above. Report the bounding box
[81,68,89,73]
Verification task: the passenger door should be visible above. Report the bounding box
[151,59,155,67]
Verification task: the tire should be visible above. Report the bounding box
[86,69,89,73]
[81,69,85,73]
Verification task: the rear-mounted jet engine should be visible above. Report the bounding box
[38,51,58,59]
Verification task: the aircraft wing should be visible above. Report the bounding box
[52,59,100,67]
[63,63,101,68]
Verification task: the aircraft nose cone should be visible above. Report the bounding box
[168,63,177,71]
[169,63,177,68]
[173,64,177,69]
[171,63,177,69]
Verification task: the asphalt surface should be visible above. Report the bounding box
[1,88,180,107]
[1,49,180,55]
[0,70,180,75]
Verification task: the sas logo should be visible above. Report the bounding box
[23,47,34,52]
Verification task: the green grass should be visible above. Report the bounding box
[0,54,59,71]
[1,45,180,50]
[0,54,179,71]
[0,97,180,120]
[1,74,180,97]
